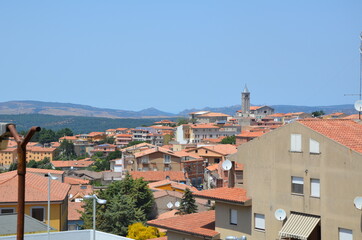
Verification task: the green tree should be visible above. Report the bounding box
[26,157,52,169]
[106,150,122,161]
[177,118,189,126]
[312,110,325,117]
[80,175,154,236]
[221,135,236,144]
[8,162,17,171]
[56,128,73,139]
[126,141,148,147]
[38,129,57,145]
[55,139,76,160]
[97,136,115,145]
[127,222,165,240]
[176,188,198,215]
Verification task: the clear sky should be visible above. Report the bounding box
[0,1,361,113]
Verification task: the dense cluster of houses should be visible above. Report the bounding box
[0,88,362,239]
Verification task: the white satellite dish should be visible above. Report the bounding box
[355,100,362,112]
[222,159,232,171]
[274,209,287,221]
[354,197,362,210]
[128,160,133,164]
[167,202,173,209]
[175,201,180,208]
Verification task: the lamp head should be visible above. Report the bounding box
[97,199,107,204]
[47,173,58,180]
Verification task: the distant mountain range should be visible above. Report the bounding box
[0,101,357,118]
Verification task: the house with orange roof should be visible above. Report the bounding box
[148,210,220,240]
[115,128,129,134]
[153,119,177,126]
[190,111,231,124]
[59,135,78,143]
[323,112,348,119]
[115,134,133,147]
[130,171,186,183]
[51,159,94,170]
[0,147,17,168]
[235,129,270,145]
[225,118,362,239]
[90,144,118,156]
[343,114,361,120]
[26,146,56,162]
[0,171,70,231]
[185,144,237,165]
[128,146,183,172]
[148,179,199,193]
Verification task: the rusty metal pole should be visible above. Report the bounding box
[8,125,41,240]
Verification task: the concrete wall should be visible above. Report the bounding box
[136,152,181,171]
[228,121,362,239]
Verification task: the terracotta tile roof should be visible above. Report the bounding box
[115,134,133,137]
[130,171,186,182]
[134,147,182,158]
[147,237,168,240]
[298,119,362,154]
[148,210,218,238]
[154,120,176,124]
[27,147,56,152]
[88,132,105,136]
[64,177,90,185]
[190,123,220,129]
[51,160,94,168]
[68,201,84,221]
[193,187,250,204]
[268,113,286,117]
[0,171,70,203]
[206,164,219,171]
[250,106,263,110]
[202,144,237,155]
[285,112,305,117]
[121,142,156,152]
[174,150,200,159]
[27,168,64,175]
[157,209,178,219]
[68,184,94,199]
[59,136,78,141]
[148,180,199,192]
[343,114,360,120]
[116,128,128,131]
[198,112,230,117]
[237,131,269,138]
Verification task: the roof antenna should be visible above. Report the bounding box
[345,32,362,120]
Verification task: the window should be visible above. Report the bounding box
[254,213,265,230]
[230,209,237,225]
[290,134,302,152]
[339,228,353,240]
[164,155,171,163]
[0,208,15,214]
[310,179,320,197]
[309,139,320,154]
[31,207,45,222]
[292,177,304,194]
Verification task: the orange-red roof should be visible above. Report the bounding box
[64,177,90,185]
[298,119,362,154]
[198,112,230,117]
[268,113,285,118]
[130,171,186,182]
[190,123,219,129]
[193,187,250,204]
[0,171,70,203]
[27,168,64,175]
[202,144,237,155]
[68,202,84,221]
[134,147,182,158]
[148,210,218,238]
[148,180,199,192]
[250,106,263,110]
[27,147,56,153]
[52,160,94,168]
[343,114,361,120]
[237,131,268,138]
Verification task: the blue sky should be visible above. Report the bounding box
[0,1,361,113]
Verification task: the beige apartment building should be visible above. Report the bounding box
[225,118,362,240]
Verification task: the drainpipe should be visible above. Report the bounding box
[8,125,41,240]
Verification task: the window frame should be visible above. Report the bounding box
[230,209,237,225]
[291,176,304,195]
[290,134,302,152]
[339,228,353,240]
[254,213,265,231]
[310,178,320,198]
[0,207,15,215]
[309,138,320,154]
[30,206,45,222]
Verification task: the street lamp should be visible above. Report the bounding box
[46,173,58,240]
[83,194,107,240]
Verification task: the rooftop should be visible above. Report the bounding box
[148,210,218,239]
[298,119,362,154]
[130,171,186,182]
[193,187,251,205]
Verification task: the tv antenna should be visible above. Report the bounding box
[274,209,287,221]
[345,32,362,120]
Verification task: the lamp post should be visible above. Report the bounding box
[83,194,107,240]
[46,173,58,240]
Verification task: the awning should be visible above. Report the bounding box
[279,212,320,240]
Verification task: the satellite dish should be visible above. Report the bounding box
[274,209,287,221]
[354,197,362,210]
[167,202,173,209]
[128,160,133,164]
[222,159,232,171]
[175,201,180,207]
[355,100,362,112]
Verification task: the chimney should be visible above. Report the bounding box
[228,161,235,188]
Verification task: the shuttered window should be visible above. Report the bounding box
[339,228,353,240]
[310,179,320,197]
[309,139,320,154]
[255,213,265,230]
[291,134,302,152]
[230,209,237,225]
[292,177,304,194]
